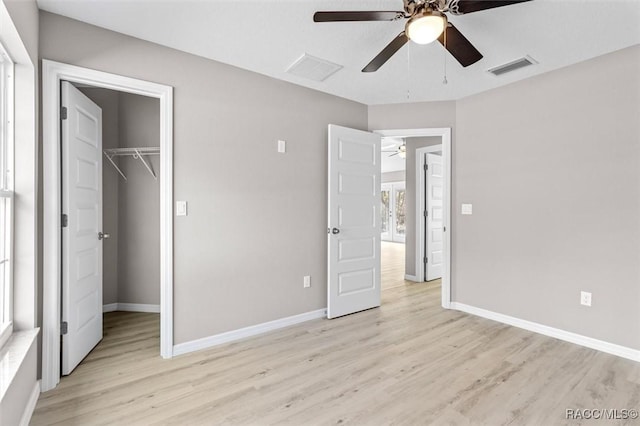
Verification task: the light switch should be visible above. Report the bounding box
[176,201,187,216]
[461,204,473,215]
[278,140,286,153]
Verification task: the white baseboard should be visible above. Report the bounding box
[404,274,418,282]
[102,303,160,313]
[103,303,118,313]
[19,380,40,426]
[450,302,640,363]
[174,308,327,356]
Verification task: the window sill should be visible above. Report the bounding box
[0,328,39,402]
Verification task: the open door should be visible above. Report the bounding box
[426,153,443,281]
[327,124,381,319]
[61,81,104,375]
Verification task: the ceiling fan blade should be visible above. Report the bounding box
[450,0,532,15]
[438,23,483,67]
[362,32,409,73]
[314,11,404,22]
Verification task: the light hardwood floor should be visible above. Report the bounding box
[32,243,640,425]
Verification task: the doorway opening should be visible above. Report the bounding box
[61,82,161,376]
[42,61,173,392]
[377,128,451,308]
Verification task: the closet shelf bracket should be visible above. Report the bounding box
[103,147,160,181]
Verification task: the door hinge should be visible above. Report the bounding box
[61,106,68,120]
[61,321,68,335]
[424,257,428,264]
[424,210,428,218]
[424,163,428,171]
[61,213,68,228]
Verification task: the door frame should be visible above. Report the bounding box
[42,60,174,391]
[375,128,451,309]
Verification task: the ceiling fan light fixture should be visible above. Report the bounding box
[405,9,446,45]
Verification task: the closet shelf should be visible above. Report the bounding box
[103,147,160,181]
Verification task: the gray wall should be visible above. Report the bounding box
[404,137,442,277]
[370,46,640,350]
[369,101,456,131]
[79,88,161,307]
[455,45,640,349]
[117,92,160,305]
[39,11,368,344]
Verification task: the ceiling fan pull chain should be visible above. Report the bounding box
[407,42,411,99]
[443,25,448,85]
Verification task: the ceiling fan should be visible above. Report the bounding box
[383,143,407,158]
[314,0,532,72]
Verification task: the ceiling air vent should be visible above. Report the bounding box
[487,56,537,76]
[286,54,343,82]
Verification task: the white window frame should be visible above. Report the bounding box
[0,42,14,349]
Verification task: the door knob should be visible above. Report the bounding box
[98,232,110,240]
[332,228,340,234]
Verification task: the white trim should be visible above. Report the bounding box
[375,128,452,309]
[18,380,40,426]
[42,60,174,392]
[173,309,327,356]
[450,302,640,363]
[103,303,160,313]
[404,274,418,282]
[102,303,118,313]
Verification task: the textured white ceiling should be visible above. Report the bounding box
[36,0,640,105]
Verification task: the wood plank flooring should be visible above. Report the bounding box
[32,243,640,425]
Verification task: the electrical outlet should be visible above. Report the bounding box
[580,291,592,307]
[303,275,311,288]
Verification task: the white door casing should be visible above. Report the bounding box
[426,153,443,281]
[42,60,173,392]
[327,124,381,319]
[61,82,103,375]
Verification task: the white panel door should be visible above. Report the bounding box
[61,81,103,375]
[426,153,443,281]
[328,124,381,319]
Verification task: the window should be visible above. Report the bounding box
[0,43,14,346]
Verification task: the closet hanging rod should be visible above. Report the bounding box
[103,147,160,181]
[103,147,160,156]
